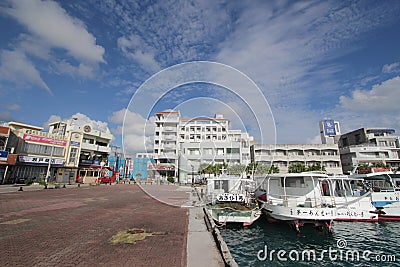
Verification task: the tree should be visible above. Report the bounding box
[227,164,246,175]
[246,162,273,176]
[269,165,280,174]
[289,162,307,173]
[307,162,326,172]
[198,163,216,178]
[214,162,228,175]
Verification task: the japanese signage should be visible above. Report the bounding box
[70,141,80,146]
[323,120,336,136]
[217,193,245,202]
[23,134,67,146]
[18,155,65,165]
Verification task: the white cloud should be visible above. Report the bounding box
[0,50,51,93]
[43,113,112,135]
[42,115,62,129]
[0,0,105,88]
[4,0,105,64]
[382,62,400,74]
[117,35,160,73]
[109,109,155,156]
[339,76,400,113]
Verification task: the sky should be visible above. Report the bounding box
[1,0,400,157]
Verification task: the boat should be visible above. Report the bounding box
[349,168,400,221]
[255,172,336,233]
[319,175,378,222]
[205,173,261,226]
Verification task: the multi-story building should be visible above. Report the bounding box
[153,111,253,183]
[5,121,70,183]
[251,143,342,174]
[338,128,400,173]
[49,119,113,183]
[1,118,113,184]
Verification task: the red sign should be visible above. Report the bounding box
[23,134,67,146]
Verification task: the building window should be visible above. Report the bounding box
[69,148,78,164]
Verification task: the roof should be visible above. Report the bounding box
[180,117,229,121]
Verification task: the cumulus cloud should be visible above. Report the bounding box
[339,76,400,113]
[43,113,112,135]
[109,109,156,156]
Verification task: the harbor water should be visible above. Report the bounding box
[220,215,400,266]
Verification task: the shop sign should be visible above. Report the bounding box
[23,134,67,146]
[70,141,80,146]
[18,155,65,165]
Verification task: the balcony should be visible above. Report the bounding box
[164,135,177,141]
[163,127,177,132]
[81,143,111,153]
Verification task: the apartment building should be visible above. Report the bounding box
[153,111,253,183]
[338,128,400,173]
[251,143,342,174]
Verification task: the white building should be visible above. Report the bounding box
[338,128,400,173]
[153,111,253,183]
[251,144,342,174]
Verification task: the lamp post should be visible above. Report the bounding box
[45,136,56,187]
[191,165,194,187]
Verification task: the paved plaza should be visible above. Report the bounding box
[0,183,223,266]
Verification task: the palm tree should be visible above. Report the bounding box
[227,164,246,175]
[289,162,307,173]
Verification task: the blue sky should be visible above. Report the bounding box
[1,0,400,156]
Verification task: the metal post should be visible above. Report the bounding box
[191,165,194,187]
[46,137,55,185]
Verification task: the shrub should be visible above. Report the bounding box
[167,177,175,184]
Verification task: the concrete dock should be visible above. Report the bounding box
[0,183,226,266]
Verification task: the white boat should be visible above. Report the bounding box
[206,174,261,226]
[319,175,378,222]
[255,172,336,233]
[349,168,400,221]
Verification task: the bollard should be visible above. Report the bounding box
[63,184,66,188]
[18,186,23,191]
[78,183,80,187]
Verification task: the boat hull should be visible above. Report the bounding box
[371,191,400,220]
[263,204,336,222]
[207,204,261,226]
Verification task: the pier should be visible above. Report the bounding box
[0,183,231,266]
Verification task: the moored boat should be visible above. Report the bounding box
[255,172,336,234]
[206,174,261,226]
[349,168,400,221]
[319,175,378,222]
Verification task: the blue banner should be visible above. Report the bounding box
[323,120,336,136]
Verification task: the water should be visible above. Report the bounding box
[220,215,400,266]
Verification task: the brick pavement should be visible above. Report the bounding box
[0,184,189,266]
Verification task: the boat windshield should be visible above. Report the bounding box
[364,174,394,191]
